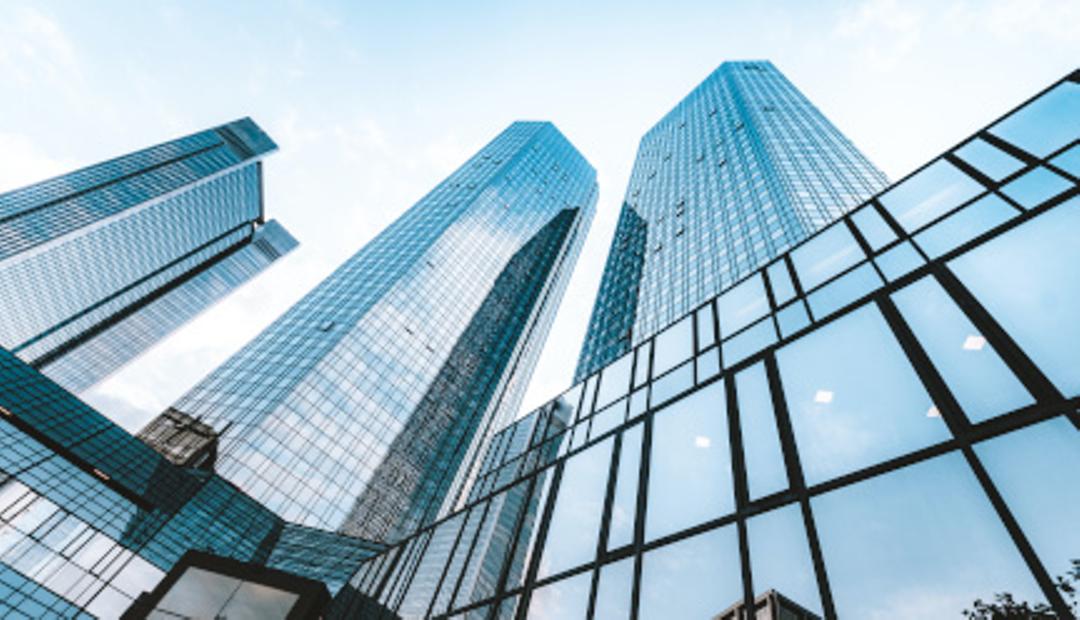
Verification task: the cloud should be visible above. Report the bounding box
[0,132,73,192]
[833,0,924,71]
[0,6,80,86]
[982,0,1080,41]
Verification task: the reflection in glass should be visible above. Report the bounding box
[594,557,634,619]
[747,504,822,616]
[954,138,1025,181]
[653,317,693,376]
[646,384,733,541]
[879,159,984,232]
[988,81,1080,158]
[634,341,651,387]
[874,241,923,282]
[526,570,591,619]
[767,260,796,305]
[851,205,897,251]
[913,194,1015,259]
[639,525,740,620]
[999,166,1073,209]
[721,318,776,368]
[696,348,720,382]
[790,222,864,291]
[537,438,613,579]
[976,417,1080,588]
[650,362,694,407]
[813,452,1045,618]
[697,304,716,349]
[950,197,1080,395]
[776,302,810,339]
[591,400,626,439]
[1051,144,1080,176]
[805,263,881,320]
[892,276,1033,422]
[777,304,949,484]
[597,352,633,409]
[608,424,642,550]
[717,274,769,337]
[736,363,788,499]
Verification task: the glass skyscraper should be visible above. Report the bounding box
[325,69,1080,620]
[0,119,296,394]
[149,121,597,544]
[576,61,889,380]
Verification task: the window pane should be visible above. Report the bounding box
[526,570,591,619]
[736,363,788,500]
[777,304,950,485]
[767,260,796,305]
[634,341,651,387]
[790,222,864,291]
[873,241,923,282]
[975,417,1080,585]
[594,557,633,619]
[954,138,1025,181]
[697,304,716,349]
[695,348,720,382]
[747,504,822,616]
[851,205,896,251]
[538,438,613,579]
[608,425,642,550]
[591,400,626,439]
[813,452,1045,618]
[717,274,769,337]
[1051,144,1080,176]
[881,159,986,232]
[650,361,693,407]
[653,317,693,376]
[721,318,776,368]
[646,384,733,541]
[999,166,1073,209]
[892,276,1033,423]
[949,196,1080,395]
[988,81,1080,157]
[776,302,810,339]
[913,193,1015,259]
[805,263,880,320]
[597,352,633,409]
[639,525,741,620]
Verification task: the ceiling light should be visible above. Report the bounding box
[927,406,941,418]
[814,390,833,404]
[962,335,986,351]
[694,435,711,448]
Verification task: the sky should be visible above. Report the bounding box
[0,0,1077,432]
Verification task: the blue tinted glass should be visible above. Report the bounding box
[646,384,734,541]
[628,388,648,420]
[721,318,776,368]
[696,304,716,349]
[537,438,613,579]
[594,557,634,619]
[873,241,924,282]
[913,193,1016,259]
[954,138,1025,181]
[777,304,949,484]
[975,417,1080,583]
[775,302,811,338]
[591,400,626,439]
[653,317,693,376]
[717,274,769,337]
[597,353,633,409]
[1051,144,1080,176]
[634,342,651,387]
[695,348,720,382]
[879,159,984,232]
[813,452,1045,618]
[736,362,788,499]
[989,81,1080,157]
[851,205,897,251]
[526,569,591,619]
[790,222,865,291]
[766,260,796,305]
[649,362,693,407]
[805,263,881,320]
[747,504,822,616]
[999,166,1073,209]
[949,197,1080,395]
[608,425,642,550]
[892,277,1033,423]
[638,525,741,620]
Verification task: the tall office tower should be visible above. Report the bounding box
[576,61,888,379]
[0,118,296,393]
[153,121,597,544]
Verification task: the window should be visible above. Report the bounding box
[879,160,984,232]
[638,525,741,620]
[607,425,642,550]
[717,274,769,337]
[526,569,591,619]
[790,222,864,291]
[735,363,788,499]
[988,81,1080,158]
[537,438,613,579]
[747,504,822,616]
[653,317,693,376]
[954,138,1025,181]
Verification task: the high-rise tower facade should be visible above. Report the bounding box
[0,119,296,393]
[576,61,888,379]
[152,121,597,543]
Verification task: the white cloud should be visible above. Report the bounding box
[0,6,79,86]
[0,132,73,192]
[834,0,924,71]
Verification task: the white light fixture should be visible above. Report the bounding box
[962,335,986,351]
[694,435,712,448]
[927,406,941,418]
[814,390,833,404]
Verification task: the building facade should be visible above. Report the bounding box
[151,121,597,544]
[325,71,1080,620]
[576,61,889,380]
[0,119,296,394]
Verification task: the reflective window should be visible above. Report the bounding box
[999,166,1073,209]
[721,318,776,368]
[538,438,613,579]
[954,138,1025,181]
[736,363,788,499]
[950,196,1080,395]
[976,417,1080,585]
[775,302,810,339]
[893,276,1033,423]
[608,424,642,550]
[1051,144,1080,176]
[790,222,864,291]
[874,241,923,282]
[851,205,897,251]
[813,452,1045,618]
[805,263,881,320]
[634,341,651,387]
[747,504,822,616]
[628,388,648,420]
[579,376,598,421]
[650,361,693,407]
[913,193,1015,259]
[879,159,984,232]
[777,304,950,484]
[593,557,634,619]
[591,400,626,439]
[638,525,741,620]
[766,259,796,305]
[653,317,693,376]
[696,348,720,382]
[717,274,769,337]
[597,353,633,409]
[526,569,591,619]
[697,304,716,350]
[552,384,584,428]
[989,81,1080,158]
[646,384,733,541]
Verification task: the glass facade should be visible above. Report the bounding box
[0,119,295,394]
[325,71,1080,619]
[576,61,889,379]
[153,121,598,544]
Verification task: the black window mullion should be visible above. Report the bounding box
[724,373,755,614]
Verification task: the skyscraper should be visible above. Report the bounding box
[0,119,296,394]
[576,61,888,379]
[150,121,597,543]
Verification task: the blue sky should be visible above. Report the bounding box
[0,0,1077,430]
